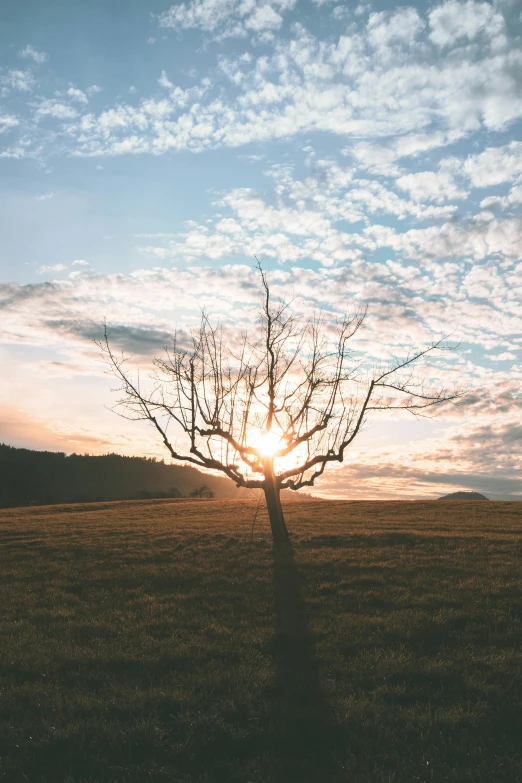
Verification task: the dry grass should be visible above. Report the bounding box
[0,498,521,782]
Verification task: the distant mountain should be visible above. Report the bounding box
[0,444,252,508]
[438,491,489,500]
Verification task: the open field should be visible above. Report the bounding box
[1,499,521,783]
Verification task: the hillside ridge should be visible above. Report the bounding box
[0,443,248,508]
[438,491,489,500]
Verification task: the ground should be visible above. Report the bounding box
[0,498,521,782]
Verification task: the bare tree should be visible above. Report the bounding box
[100,265,460,545]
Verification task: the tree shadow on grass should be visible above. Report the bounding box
[272,539,339,783]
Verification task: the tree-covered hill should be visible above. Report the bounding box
[0,444,251,508]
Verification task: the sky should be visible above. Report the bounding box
[0,0,521,499]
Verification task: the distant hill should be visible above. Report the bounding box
[0,444,252,508]
[438,491,489,500]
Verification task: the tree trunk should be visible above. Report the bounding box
[263,460,289,546]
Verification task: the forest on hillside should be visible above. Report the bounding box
[0,445,250,508]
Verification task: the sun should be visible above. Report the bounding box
[251,429,284,457]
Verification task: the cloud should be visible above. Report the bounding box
[480,183,522,212]
[36,192,54,201]
[67,86,89,104]
[1,69,35,93]
[51,320,177,354]
[391,140,522,208]
[244,4,284,32]
[157,0,297,38]
[53,7,522,157]
[463,141,522,187]
[396,160,468,203]
[158,70,173,89]
[367,214,522,267]
[19,45,47,64]
[35,99,78,120]
[313,384,522,499]
[318,461,522,500]
[367,7,424,50]
[138,151,521,281]
[347,130,465,174]
[0,144,27,160]
[503,425,522,443]
[38,264,67,274]
[4,254,521,369]
[428,0,504,48]
[0,115,19,133]
[490,351,517,361]
[2,2,521,161]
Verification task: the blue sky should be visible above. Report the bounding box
[1,0,521,498]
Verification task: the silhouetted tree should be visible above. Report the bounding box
[101,265,460,545]
[189,484,215,498]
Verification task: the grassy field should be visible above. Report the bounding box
[1,498,521,782]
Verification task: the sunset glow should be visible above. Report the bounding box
[251,430,285,459]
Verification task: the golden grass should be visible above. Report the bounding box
[1,499,521,782]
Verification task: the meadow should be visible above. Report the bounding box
[0,498,521,782]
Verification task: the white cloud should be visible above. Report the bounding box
[244,4,283,31]
[331,5,350,20]
[2,2,521,162]
[46,4,521,159]
[367,8,424,50]
[0,115,19,133]
[480,183,522,211]
[36,192,54,201]
[2,263,521,396]
[377,215,522,266]
[158,70,174,89]
[463,141,522,187]
[19,45,47,64]
[348,130,466,174]
[72,259,89,266]
[87,84,102,95]
[36,99,78,119]
[38,264,67,274]
[392,139,522,207]
[67,87,89,104]
[118,124,522,298]
[0,144,27,159]
[490,351,517,361]
[157,0,297,38]
[429,0,504,47]
[1,69,35,93]
[397,160,468,203]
